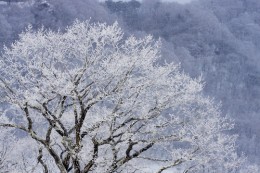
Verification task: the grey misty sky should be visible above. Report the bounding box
[99,0,194,4]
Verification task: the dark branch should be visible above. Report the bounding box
[83,138,99,173]
[37,148,49,173]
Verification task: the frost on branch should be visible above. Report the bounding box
[0,20,246,172]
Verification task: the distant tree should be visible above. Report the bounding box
[0,21,245,172]
[0,0,116,49]
[104,0,140,27]
[0,0,27,5]
[31,0,115,29]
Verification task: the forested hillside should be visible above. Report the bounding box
[0,0,260,165]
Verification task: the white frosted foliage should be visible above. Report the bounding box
[0,21,246,172]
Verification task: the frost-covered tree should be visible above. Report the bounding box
[0,21,245,173]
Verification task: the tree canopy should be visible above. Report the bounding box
[0,21,250,173]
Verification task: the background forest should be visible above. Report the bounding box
[0,0,260,166]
